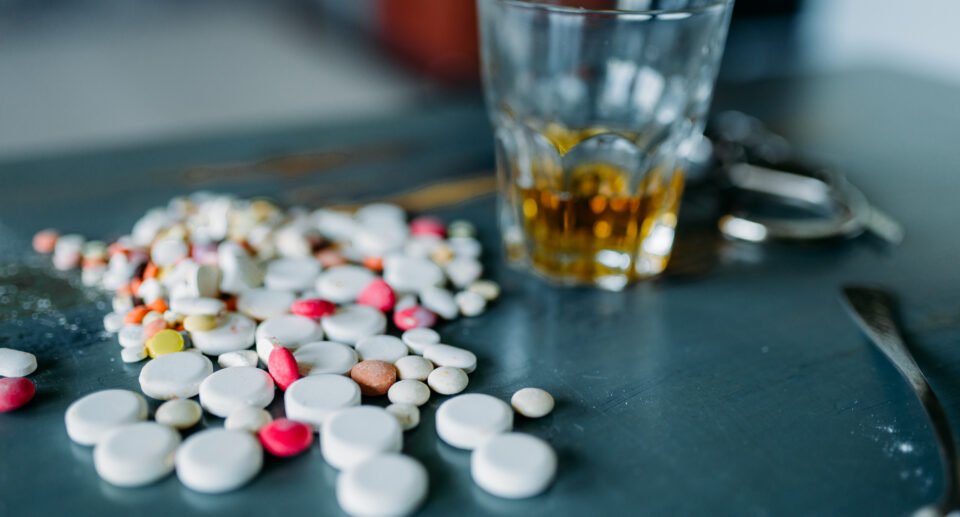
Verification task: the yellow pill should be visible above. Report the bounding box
[146,329,185,358]
[183,314,218,333]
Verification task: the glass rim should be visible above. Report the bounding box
[489,0,733,16]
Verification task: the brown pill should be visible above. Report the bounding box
[350,360,397,396]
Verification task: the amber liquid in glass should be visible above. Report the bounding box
[507,121,684,287]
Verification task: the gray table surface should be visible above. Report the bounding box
[1,69,960,516]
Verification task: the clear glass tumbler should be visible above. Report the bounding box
[478,0,734,290]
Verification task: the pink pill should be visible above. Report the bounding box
[268,346,300,391]
[0,377,36,413]
[357,279,396,313]
[290,298,336,320]
[410,217,446,238]
[258,418,314,457]
[32,229,59,254]
[393,305,437,331]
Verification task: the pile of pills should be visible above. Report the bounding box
[32,193,557,515]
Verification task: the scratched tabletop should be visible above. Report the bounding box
[2,70,960,516]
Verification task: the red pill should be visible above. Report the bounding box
[410,216,446,238]
[393,305,437,331]
[0,377,36,413]
[291,298,336,320]
[258,418,314,457]
[357,279,396,313]
[32,229,59,254]
[268,346,300,391]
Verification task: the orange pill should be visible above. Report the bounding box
[32,229,59,254]
[350,360,397,397]
[148,298,169,314]
[362,256,384,272]
[143,262,159,280]
[124,306,150,325]
[129,278,143,297]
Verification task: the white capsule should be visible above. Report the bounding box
[169,296,225,317]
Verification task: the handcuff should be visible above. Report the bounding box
[702,111,903,245]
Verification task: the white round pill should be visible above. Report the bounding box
[170,296,225,316]
[321,406,402,470]
[176,428,263,493]
[255,314,324,364]
[353,222,408,257]
[448,236,482,259]
[285,374,361,430]
[137,278,165,304]
[118,324,145,348]
[467,279,500,301]
[121,345,147,363]
[355,335,408,363]
[0,348,37,377]
[151,238,188,267]
[446,258,483,288]
[103,312,124,333]
[385,403,421,432]
[155,398,203,429]
[237,288,295,321]
[315,265,375,304]
[394,294,418,312]
[337,453,428,517]
[383,256,445,294]
[190,312,257,355]
[354,203,406,225]
[321,305,387,345]
[436,393,513,450]
[65,389,148,446]
[139,352,213,400]
[394,356,434,381]
[427,367,468,396]
[293,341,358,376]
[199,366,275,418]
[424,344,477,373]
[224,405,273,433]
[419,286,459,320]
[387,380,430,407]
[401,328,440,355]
[94,422,181,487]
[454,290,487,317]
[264,257,321,292]
[511,388,555,418]
[471,433,557,499]
[218,350,259,369]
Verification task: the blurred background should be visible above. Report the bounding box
[1,0,958,161]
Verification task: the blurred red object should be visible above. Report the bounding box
[378,0,479,85]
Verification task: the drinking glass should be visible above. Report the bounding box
[478,0,734,290]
